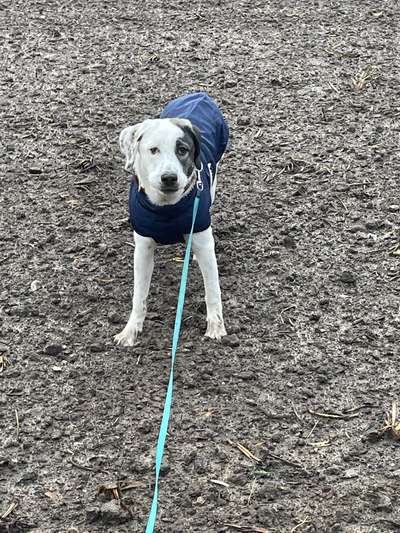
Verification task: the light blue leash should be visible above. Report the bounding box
[145,182,202,533]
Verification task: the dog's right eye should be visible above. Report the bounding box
[150,147,159,155]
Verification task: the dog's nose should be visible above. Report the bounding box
[161,173,178,187]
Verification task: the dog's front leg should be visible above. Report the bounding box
[114,233,156,346]
[191,227,227,340]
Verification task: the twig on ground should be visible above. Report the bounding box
[290,516,311,532]
[97,482,134,518]
[247,479,256,505]
[228,440,262,464]
[353,65,380,91]
[305,420,319,441]
[1,502,17,520]
[97,483,122,499]
[266,451,305,470]
[327,80,340,94]
[308,409,358,420]
[15,409,20,440]
[0,355,10,373]
[70,457,97,472]
[210,479,230,489]
[308,440,331,448]
[375,401,400,440]
[223,524,269,533]
[69,454,109,474]
[291,401,303,423]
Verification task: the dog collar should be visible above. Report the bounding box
[184,165,204,195]
[183,171,197,194]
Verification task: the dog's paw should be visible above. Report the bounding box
[114,325,142,347]
[205,318,227,340]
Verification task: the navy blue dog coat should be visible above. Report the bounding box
[128,92,229,245]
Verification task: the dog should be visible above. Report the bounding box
[114,92,229,346]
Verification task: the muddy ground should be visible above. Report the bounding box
[1,1,400,532]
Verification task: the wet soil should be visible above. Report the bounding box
[1,1,400,532]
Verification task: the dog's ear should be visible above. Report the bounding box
[119,121,150,171]
[189,124,202,170]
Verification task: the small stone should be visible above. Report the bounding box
[225,79,237,88]
[195,496,206,506]
[99,500,128,524]
[0,343,9,353]
[17,470,38,484]
[227,473,248,486]
[374,493,392,512]
[270,432,281,442]
[0,456,10,467]
[86,506,100,523]
[236,371,254,380]
[52,430,63,440]
[221,334,240,347]
[28,167,43,175]
[339,271,356,284]
[348,224,365,233]
[195,461,207,475]
[365,219,383,230]
[282,235,296,248]
[89,343,106,353]
[237,116,251,126]
[30,280,41,292]
[101,500,120,516]
[108,312,121,324]
[343,467,359,479]
[3,437,18,449]
[44,344,64,356]
[160,457,170,477]
[183,449,197,466]
[138,420,152,434]
[388,204,400,212]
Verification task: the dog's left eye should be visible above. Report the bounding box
[178,146,188,156]
[150,147,159,155]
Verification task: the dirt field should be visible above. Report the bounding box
[1,1,400,532]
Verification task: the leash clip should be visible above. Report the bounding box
[196,167,203,192]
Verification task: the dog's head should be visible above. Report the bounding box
[119,118,202,206]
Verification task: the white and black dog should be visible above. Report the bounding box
[115,92,229,346]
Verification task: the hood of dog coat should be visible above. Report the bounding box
[129,92,229,245]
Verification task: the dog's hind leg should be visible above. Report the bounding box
[114,233,156,346]
[191,227,226,340]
